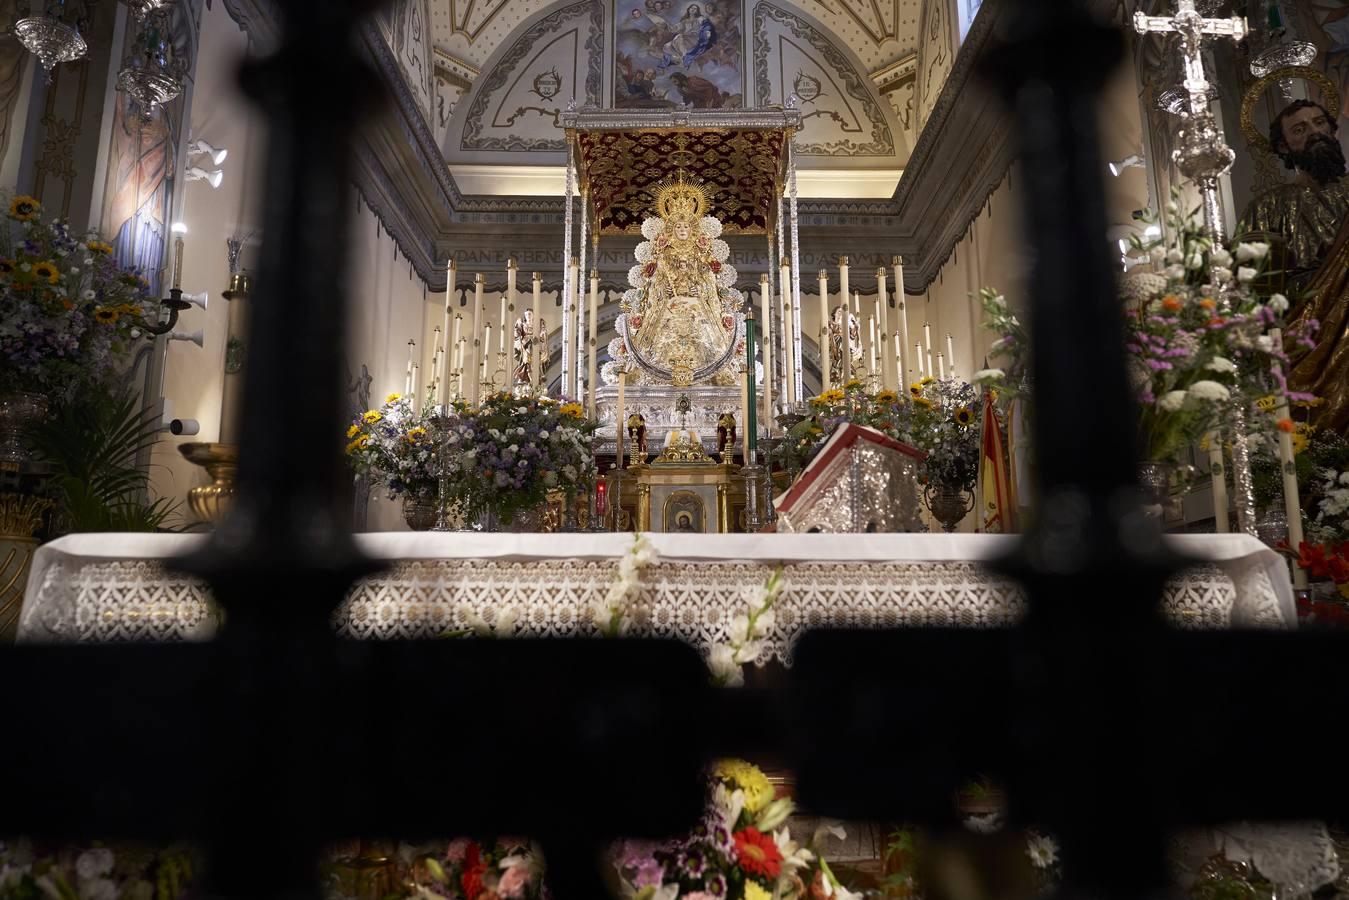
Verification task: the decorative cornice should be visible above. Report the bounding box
[888,0,1010,293]
[433,45,481,80]
[870,52,917,92]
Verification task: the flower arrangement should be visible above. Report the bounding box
[593,532,660,636]
[777,377,985,493]
[708,568,784,687]
[608,759,861,900]
[409,838,545,900]
[439,392,598,527]
[345,393,440,501]
[0,839,197,900]
[0,194,155,402]
[977,194,1310,465]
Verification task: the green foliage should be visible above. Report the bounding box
[29,387,179,534]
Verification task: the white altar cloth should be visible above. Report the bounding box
[17,533,1293,657]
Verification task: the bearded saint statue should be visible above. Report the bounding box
[1237,95,1349,433]
[614,174,742,387]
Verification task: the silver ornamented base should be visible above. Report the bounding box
[594,384,743,455]
[775,430,924,533]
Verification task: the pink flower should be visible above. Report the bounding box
[497,866,531,899]
[634,857,665,888]
[446,837,472,863]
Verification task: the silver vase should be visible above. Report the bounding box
[0,391,49,470]
[924,481,974,533]
[402,494,438,531]
[1137,461,1174,517]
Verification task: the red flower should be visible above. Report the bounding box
[643,261,657,277]
[709,260,722,273]
[629,315,643,329]
[1299,542,1331,579]
[733,827,783,880]
[462,842,488,900]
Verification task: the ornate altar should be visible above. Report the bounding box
[774,424,925,533]
[559,107,804,455]
[610,423,750,533]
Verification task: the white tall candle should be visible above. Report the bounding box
[440,260,454,402]
[1271,328,1308,588]
[839,256,851,316]
[482,324,493,383]
[937,353,946,380]
[893,256,910,381]
[759,274,774,427]
[1206,429,1229,534]
[431,327,443,404]
[817,269,831,393]
[916,342,925,377]
[876,268,890,390]
[410,364,419,408]
[867,316,877,376]
[506,260,517,360]
[893,332,904,389]
[588,269,599,418]
[946,333,956,378]
[470,274,484,404]
[567,258,580,398]
[404,339,415,395]
[498,293,508,355]
[531,272,543,395]
[924,321,932,354]
[616,372,626,470]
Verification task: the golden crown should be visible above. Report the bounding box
[653,171,710,222]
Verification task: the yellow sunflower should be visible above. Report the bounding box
[1291,431,1309,455]
[874,389,899,404]
[362,410,383,424]
[385,392,403,403]
[344,434,370,454]
[32,261,59,284]
[913,396,934,410]
[92,307,119,325]
[1255,395,1277,413]
[403,427,427,442]
[953,406,974,426]
[920,375,936,386]
[86,241,113,256]
[908,382,924,396]
[714,758,775,814]
[559,402,585,419]
[844,378,863,391]
[8,196,40,221]
[346,424,361,439]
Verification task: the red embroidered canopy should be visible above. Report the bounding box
[563,109,797,237]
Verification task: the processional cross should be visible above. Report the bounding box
[1133,1,1249,244]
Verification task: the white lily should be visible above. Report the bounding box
[1237,266,1257,284]
[1269,293,1289,314]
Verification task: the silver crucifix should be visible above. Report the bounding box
[1134,1,1249,244]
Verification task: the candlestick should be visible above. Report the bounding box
[916,342,925,377]
[839,255,851,317]
[928,349,934,377]
[567,257,579,398]
[588,269,599,417]
[616,372,626,470]
[431,326,444,404]
[1206,429,1229,534]
[924,321,932,353]
[745,308,758,463]
[893,332,903,389]
[469,274,484,404]
[946,333,955,378]
[937,353,946,381]
[481,324,493,383]
[780,259,793,405]
[1271,328,1307,588]
[498,294,508,356]
[859,292,872,381]
[759,274,774,428]
[410,364,419,408]
[817,269,831,393]
[440,260,455,401]
[893,256,910,380]
[172,234,185,291]
[531,271,543,395]
[405,339,415,395]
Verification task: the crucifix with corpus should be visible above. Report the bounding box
[1133,1,1249,245]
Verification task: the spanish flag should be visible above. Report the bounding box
[977,395,1013,533]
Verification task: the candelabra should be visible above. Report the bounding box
[427,404,457,532]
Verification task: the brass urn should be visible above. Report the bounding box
[178,442,239,524]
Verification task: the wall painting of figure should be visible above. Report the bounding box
[614,0,744,109]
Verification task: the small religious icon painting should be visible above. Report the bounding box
[613,0,744,109]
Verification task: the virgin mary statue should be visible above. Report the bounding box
[609,176,744,387]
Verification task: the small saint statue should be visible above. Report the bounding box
[626,412,648,458]
[716,412,737,457]
[512,308,548,386]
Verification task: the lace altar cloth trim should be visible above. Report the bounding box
[24,558,1271,662]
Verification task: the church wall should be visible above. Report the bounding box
[147,0,259,518]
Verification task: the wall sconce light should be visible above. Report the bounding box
[185,167,223,189]
[168,329,204,348]
[1108,154,1144,177]
[188,139,228,165]
[181,290,209,309]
